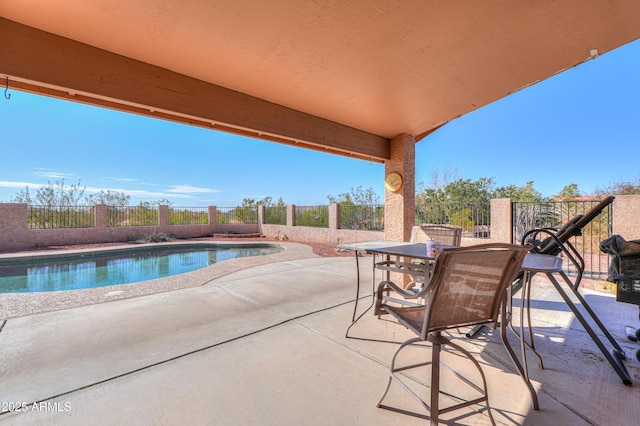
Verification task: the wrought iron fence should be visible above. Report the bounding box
[28,205,95,229]
[264,206,287,225]
[169,207,209,225]
[513,199,612,279]
[108,206,158,227]
[216,207,258,224]
[415,202,490,238]
[295,205,329,228]
[339,204,384,231]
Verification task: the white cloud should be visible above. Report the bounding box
[104,176,138,183]
[33,169,73,179]
[0,180,34,188]
[0,179,222,202]
[0,181,46,189]
[83,186,196,199]
[167,185,220,194]
[104,177,164,187]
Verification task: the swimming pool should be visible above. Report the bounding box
[0,243,283,293]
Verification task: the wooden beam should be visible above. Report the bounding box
[0,18,389,162]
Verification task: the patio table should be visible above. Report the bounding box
[338,240,451,338]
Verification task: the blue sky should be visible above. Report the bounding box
[1,39,638,207]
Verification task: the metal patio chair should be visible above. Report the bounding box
[410,224,463,246]
[375,244,533,424]
[402,225,463,289]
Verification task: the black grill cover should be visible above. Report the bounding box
[600,235,640,282]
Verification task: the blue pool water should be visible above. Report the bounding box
[0,244,283,293]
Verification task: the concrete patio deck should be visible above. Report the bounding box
[1,245,639,425]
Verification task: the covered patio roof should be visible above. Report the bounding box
[1,1,639,162]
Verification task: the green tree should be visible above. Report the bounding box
[328,186,382,230]
[88,190,131,207]
[238,196,285,208]
[594,179,640,196]
[295,206,329,227]
[417,177,495,204]
[216,210,229,224]
[12,179,87,206]
[415,177,494,229]
[416,176,545,233]
[554,183,581,200]
[258,196,285,207]
[416,166,459,204]
[500,182,554,242]
[494,181,543,202]
[327,186,381,206]
[258,196,287,225]
[416,186,446,204]
[11,179,131,206]
[128,201,159,226]
[444,177,495,203]
[234,197,263,224]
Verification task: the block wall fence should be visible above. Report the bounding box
[1,196,639,252]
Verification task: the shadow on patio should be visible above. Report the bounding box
[0,254,638,425]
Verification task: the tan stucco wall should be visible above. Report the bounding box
[0,204,257,252]
[2,195,638,252]
[613,195,640,240]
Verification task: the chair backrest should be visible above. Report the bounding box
[410,225,462,246]
[418,243,530,337]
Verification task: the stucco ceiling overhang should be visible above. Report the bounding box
[1,1,639,162]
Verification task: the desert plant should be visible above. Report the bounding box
[137,230,175,243]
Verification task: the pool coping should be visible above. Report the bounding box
[0,241,285,263]
[0,241,318,320]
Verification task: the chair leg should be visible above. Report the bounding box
[377,333,495,425]
[507,273,544,369]
[377,337,430,412]
[521,271,544,369]
[430,338,441,426]
[500,309,540,410]
[443,338,495,426]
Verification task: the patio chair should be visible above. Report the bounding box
[410,224,462,246]
[403,224,463,289]
[376,244,535,424]
[512,195,632,385]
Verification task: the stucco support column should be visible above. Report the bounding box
[384,133,416,242]
[490,198,513,244]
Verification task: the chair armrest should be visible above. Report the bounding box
[376,280,420,300]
